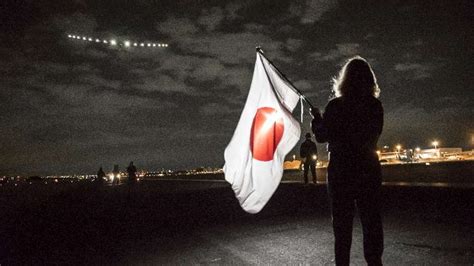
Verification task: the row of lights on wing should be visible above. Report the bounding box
[67,34,169,48]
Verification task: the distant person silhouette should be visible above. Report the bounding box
[97,167,106,184]
[127,161,137,184]
[300,132,318,184]
[312,56,384,266]
[112,164,119,185]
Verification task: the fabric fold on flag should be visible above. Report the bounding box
[223,52,301,213]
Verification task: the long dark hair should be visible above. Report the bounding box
[332,56,380,98]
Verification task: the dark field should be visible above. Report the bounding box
[1,162,473,265]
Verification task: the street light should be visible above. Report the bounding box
[432,141,439,150]
[396,144,402,153]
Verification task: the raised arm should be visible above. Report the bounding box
[311,103,333,143]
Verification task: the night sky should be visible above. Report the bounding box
[1,0,473,175]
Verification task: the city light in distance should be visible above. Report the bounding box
[66,33,169,48]
[396,145,402,152]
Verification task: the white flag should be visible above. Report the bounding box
[223,51,301,213]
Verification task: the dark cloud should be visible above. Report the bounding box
[296,0,338,24]
[393,63,436,80]
[286,38,304,52]
[310,43,361,62]
[198,7,225,31]
[156,17,199,36]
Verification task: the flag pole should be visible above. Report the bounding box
[256,47,315,110]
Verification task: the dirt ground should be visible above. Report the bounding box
[1,181,473,265]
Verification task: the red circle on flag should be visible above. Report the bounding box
[250,107,284,161]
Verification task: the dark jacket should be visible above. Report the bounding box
[127,165,137,178]
[300,139,318,161]
[312,96,383,155]
[312,96,383,185]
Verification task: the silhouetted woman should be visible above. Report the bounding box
[312,56,384,266]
